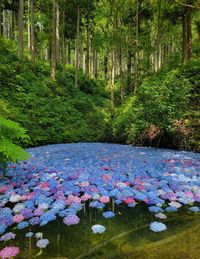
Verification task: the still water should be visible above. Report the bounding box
[1,203,199,259]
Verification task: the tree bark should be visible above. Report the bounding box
[11,1,15,40]
[62,10,66,80]
[110,50,115,117]
[30,0,35,63]
[75,4,80,88]
[86,12,90,79]
[18,0,24,59]
[182,6,192,64]
[27,0,31,54]
[67,41,71,64]
[51,0,57,80]
[0,0,2,36]
[134,0,139,95]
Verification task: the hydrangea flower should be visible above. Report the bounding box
[155,213,167,219]
[189,206,199,212]
[17,221,29,229]
[0,233,16,242]
[91,225,106,234]
[102,211,115,219]
[63,214,80,226]
[35,232,43,239]
[36,239,49,248]
[0,246,20,259]
[150,222,167,232]
[25,232,33,238]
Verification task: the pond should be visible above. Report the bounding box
[0,143,200,259]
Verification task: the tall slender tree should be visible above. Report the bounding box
[18,0,24,59]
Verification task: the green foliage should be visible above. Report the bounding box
[113,67,196,149]
[0,39,110,147]
[0,116,29,164]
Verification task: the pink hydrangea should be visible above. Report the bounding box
[78,181,90,187]
[13,214,24,223]
[0,247,20,259]
[81,194,92,202]
[66,195,81,205]
[99,196,110,204]
[0,186,8,194]
[124,197,136,204]
[102,174,112,182]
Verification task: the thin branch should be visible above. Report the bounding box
[174,0,200,9]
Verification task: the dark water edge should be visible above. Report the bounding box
[1,204,199,259]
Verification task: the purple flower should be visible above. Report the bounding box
[63,214,80,226]
[29,217,41,226]
[0,232,16,242]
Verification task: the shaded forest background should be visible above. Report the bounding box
[0,0,200,164]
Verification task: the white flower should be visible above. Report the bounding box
[91,225,106,234]
[9,195,21,203]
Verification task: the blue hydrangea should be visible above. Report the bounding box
[17,221,29,229]
[189,206,199,212]
[102,211,115,218]
[150,222,167,232]
[91,225,106,234]
[25,232,34,238]
[0,224,7,235]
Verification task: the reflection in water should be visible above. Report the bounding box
[1,204,199,259]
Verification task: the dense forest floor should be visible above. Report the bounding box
[0,38,199,152]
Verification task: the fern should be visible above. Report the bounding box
[0,116,30,163]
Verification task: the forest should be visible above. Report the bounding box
[1,1,200,258]
[0,0,200,164]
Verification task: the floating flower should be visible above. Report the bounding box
[0,246,19,259]
[9,195,21,203]
[0,233,16,242]
[150,222,167,232]
[63,214,80,226]
[99,196,110,204]
[13,214,24,223]
[36,239,49,248]
[155,213,167,219]
[168,201,182,208]
[102,211,115,219]
[17,221,29,229]
[35,232,43,239]
[189,206,199,212]
[25,232,33,238]
[91,225,106,234]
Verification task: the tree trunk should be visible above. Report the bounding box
[27,0,31,54]
[18,0,24,59]
[62,10,66,80]
[186,9,192,60]
[30,0,35,63]
[134,0,139,95]
[86,13,90,79]
[75,5,80,88]
[127,49,132,93]
[51,0,57,80]
[11,2,15,40]
[182,6,192,64]
[110,50,115,117]
[56,2,59,63]
[0,0,2,36]
[67,41,71,64]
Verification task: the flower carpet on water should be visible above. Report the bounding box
[0,143,200,256]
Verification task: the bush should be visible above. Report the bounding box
[0,116,29,164]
